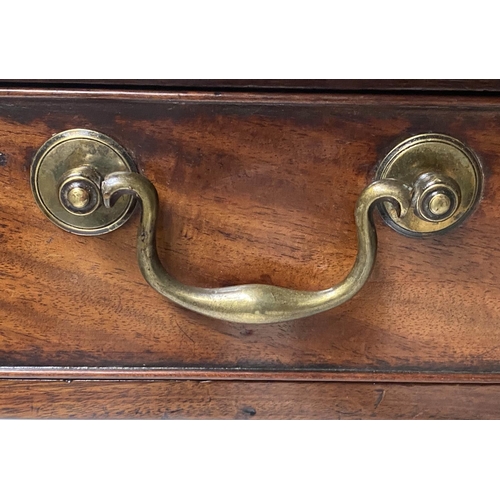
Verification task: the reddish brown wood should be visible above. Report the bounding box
[2,367,500,383]
[1,89,500,383]
[0,380,499,419]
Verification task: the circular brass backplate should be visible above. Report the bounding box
[375,134,483,236]
[31,129,138,235]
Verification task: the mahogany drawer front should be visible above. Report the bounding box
[0,88,499,383]
[2,381,500,419]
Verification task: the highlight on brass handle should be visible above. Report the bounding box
[30,130,484,324]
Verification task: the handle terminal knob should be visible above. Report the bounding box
[58,166,103,216]
[412,172,461,222]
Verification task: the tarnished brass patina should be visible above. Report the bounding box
[31,130,484,324]
[66,186,90,210]
[30,129,138,235]
[58,166,103,216]
[376,134,483,236]
[101,172,411,323]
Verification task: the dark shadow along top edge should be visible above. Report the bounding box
[2,80,500,95]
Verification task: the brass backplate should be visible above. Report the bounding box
[375,134,483,236]
[31,129,138,235]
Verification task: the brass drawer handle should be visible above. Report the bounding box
[101,172,410,323]
[31,130,483,324]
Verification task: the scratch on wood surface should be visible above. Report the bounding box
[374,389,386,410]
[175,319,195,344]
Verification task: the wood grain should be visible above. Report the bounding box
[0,380,499,419]
[1,89,500,380]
